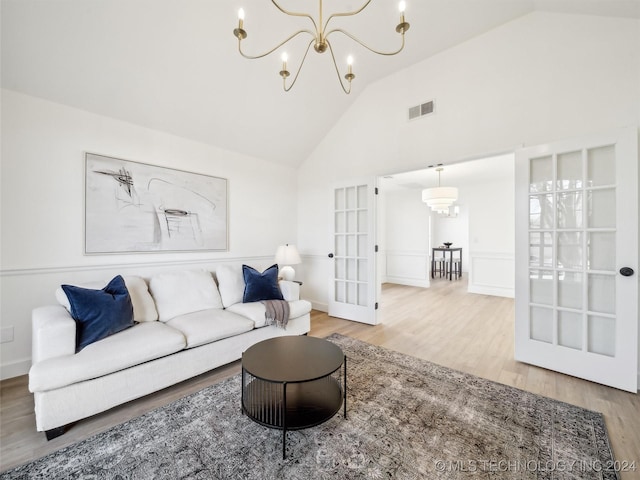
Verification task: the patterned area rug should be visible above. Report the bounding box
[2,334,619,479]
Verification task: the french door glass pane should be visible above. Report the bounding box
[588,189,616,228]
[557,232,583,269]
[335,281,345,302]
[530,156,553,192]
[588,232,615,271]
[346,259,356,281]
[335,235,345,256]
[587,145,615,187]
[358,283,368,307]
[358,235,367,256]
[346,187,356,209]
[357,260,368,282]
[588,274,615,314]
[529,194,554,229]
[530,306,553,343]
[557,191,583,229]
[558,271,582,310]
[347,211,357,232]
[530,270,553,305]
[530,232,553,267]
[557,150,582,190]
[335,259,345,279]
[358,210,367,232]
[558,311,583,350]
[588,315,615,357]
[335,212,345,233]
[346,235,356,256]
[346,282,356,304]
[335,188,345,210]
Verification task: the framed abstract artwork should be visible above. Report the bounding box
[85,153,228,253]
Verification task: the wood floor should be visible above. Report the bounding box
[1,279,639,477]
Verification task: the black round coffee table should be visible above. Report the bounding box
[241,336,347,459]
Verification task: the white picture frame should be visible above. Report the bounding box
[85,152,228,253]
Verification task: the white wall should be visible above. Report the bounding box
[464,174,515,297]
[382,188,431,287]
[0,90,299,378]
[297,11,639,308]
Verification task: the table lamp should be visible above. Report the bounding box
[274,244,301,281]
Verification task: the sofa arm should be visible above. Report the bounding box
[279,280,300,302]
[32,306,76,365]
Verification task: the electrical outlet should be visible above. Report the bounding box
[0,326,14,343]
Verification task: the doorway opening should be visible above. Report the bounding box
[377,152,516,298]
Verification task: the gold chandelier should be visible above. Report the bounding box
[233,0,410,94]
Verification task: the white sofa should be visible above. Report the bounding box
[28,265,311,439]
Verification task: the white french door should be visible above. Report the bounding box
[515,128,638,392]
[327,179,378,325]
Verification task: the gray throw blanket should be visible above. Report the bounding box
[262,299,290,329]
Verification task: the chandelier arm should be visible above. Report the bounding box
[325,28,406,56]
[283,39,316,92]
[323,0,373,32]
[270,0,318,33]
[238,29,316,60]
[326,40,352,95]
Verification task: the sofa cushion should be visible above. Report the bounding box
[28,322,186,393]
[166,309,255,349]
[215,264,245,308]
[242,264,283,303]
[225,302,269,328]
[62,275,134,352]
[227,299,312,328]
[56,276,158,323]
[149,270,223,321]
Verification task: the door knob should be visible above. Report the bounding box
[328,253,334,258]
[620,267,634,277]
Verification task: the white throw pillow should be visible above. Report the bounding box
[149,269,223,321]
[215,264,245,308]
[123,276,158,322]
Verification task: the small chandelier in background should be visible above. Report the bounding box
[233,0,410,94]
[422,167,458,214]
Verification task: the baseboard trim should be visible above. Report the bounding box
[1,358,30,380]
[384,277,430,288]
[467,284,515,298]
[311,301,328,313]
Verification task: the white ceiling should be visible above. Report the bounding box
[379,152,515,192]
[2,0,639,168]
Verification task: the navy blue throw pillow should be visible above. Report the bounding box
[62,275,134,352]
[242,264,284,303]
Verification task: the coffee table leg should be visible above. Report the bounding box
[282,382,287,460]
[241,367,245,415]
[343,356,347,419]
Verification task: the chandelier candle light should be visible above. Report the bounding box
[233,0,410,94]
[422,167,458,214]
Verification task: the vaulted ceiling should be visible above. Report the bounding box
[2,0,638,167]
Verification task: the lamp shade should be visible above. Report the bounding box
[421,186,458,213]
[274,244,301,265]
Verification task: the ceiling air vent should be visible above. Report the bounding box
[408,100,435,120]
